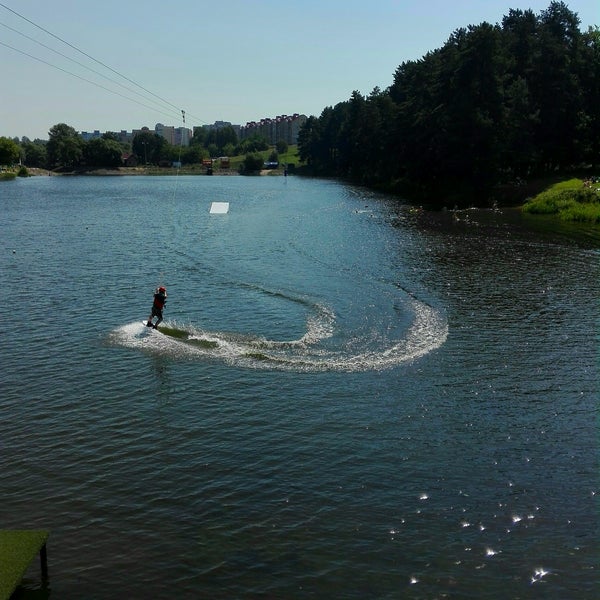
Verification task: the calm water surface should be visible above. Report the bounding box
[1,175,597,598]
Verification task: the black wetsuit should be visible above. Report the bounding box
[151,291,167,323]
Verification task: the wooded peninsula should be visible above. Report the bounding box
[297,2,600,214]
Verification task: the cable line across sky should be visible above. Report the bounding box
[0,1,207,128]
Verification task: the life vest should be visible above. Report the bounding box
[153,292,166,309]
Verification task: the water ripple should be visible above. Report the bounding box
[1,176,597,599]
[108,292,447,372]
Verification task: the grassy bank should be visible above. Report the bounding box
[522,177,600,223]
[0,166,31,180]
[226,145,303,173]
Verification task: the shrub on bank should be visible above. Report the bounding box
[523,179,600,223]
[239,153,264,174]
[559,201,600,223]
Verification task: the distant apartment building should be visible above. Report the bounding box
[130,124,192,146]
[80,115,303,148]
[240,114,307,145]
[80,130,102,141]
[155,123,175,144]
[206,120,232,130]
[117,130,133,144]
[80,129,133,143]
[154,123,192,146]
[193,121,242,139]
[173,126,192,147]
[132,126,152,139]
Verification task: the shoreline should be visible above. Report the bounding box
[23,166,287,177]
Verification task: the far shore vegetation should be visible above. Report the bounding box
[2,3,599,226]
[297,2,600,214]
[0,123,301,177]
[523,178,600,223]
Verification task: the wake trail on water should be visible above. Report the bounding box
[108,296,448,372]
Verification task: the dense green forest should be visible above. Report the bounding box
[297,2,600,207]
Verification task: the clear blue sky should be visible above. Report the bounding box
[1,0,598,140]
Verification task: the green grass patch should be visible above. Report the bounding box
[558,201,600,223]
[0,530,49,599]
[225,145,303,173]
[0,171,17,181]
[247,145,303,167]
[523,178,600,223]
[550,178,582,190]
[277,145,303,167]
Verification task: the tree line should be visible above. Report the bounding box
[297,2,600,206]
[1,123,286,171]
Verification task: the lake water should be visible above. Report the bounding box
[1,175,597,599]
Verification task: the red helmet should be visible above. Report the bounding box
[158,286,166,292]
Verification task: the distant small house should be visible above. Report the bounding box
[220,157,230,168]
[122,153,138,167]
[202,158,213,167]
[263,161,279,169]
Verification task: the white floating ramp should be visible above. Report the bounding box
[209,202,229,214]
